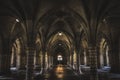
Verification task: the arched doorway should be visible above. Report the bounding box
[10,38,23,71]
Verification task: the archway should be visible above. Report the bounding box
[10,38,23,71]
[47,31,71,66]
[99,38,110,68]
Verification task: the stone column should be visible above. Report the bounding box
[106,46,109,66]
[16,48,21,70]
[88,46,98,80]
[45,52,48,70]
[110,46,120,73]
[84,50,87,65]
[71,53,73,68]
[96,47,100,69]
[77,52,80,73]
[25,45,35,80]
[34,50,41,69]
[50,56,53,66]
[0,54,11,75]
[0,41,11,75]
[34,51,36,66]
[20,53,26,69]
[69,54,71,66]
[100,53,104,68]
[40,51,42,71]
[49,55,52,68]
[67,55,70,65]
[52,56,53,66]
[69,54,72,67]
[42,50,46,74]
[48,56,50,69]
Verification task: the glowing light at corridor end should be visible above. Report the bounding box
[57,55,63,61]
[58,32,62,36]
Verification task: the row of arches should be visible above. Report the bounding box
[10,33,111,68]
[0,9,118,80]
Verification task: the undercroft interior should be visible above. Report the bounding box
[0,0,120,80]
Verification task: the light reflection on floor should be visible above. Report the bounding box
[34,64,81,80]
[55,64,64,78]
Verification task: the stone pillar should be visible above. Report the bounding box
[34,51,41,69]
[69,54,71,66]
[0,54,11,75]
[88,46,98,80]
[42,50,46,74]
[16,48,21,70]
[110,46,120,73]
[70,54,72,67]
[34,50,41,70]
[20,53,26,69]
[45,52,48,70]
[106,46,109,66]
[25,46,35,80]
[100,53,104,68]
[40,51,43,71]
[77,52,80,73]
[49,55,52,68]
[71,53,73,68]
[84,50,87,65]
[34,51,36,66]
[0,40,11,75]
[52,56,54,65]
[67,55,69,65]
[48,55,50,69]
[50,56,53,66]
[96,47,100,69]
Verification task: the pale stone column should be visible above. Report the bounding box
[106,46,109,66]
[84,50,87,65]
[100,52,104,68]
[34,51,36,66]
[45,52,48,70]
[16,47,21,70]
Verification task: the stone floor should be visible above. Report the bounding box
[34,64,82,80]
[0,65,120,80]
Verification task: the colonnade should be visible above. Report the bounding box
[0,33,119,80]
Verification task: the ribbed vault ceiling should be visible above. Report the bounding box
[0,0,120,53]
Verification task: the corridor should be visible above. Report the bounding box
[34,64,81,80]
[0,0,120,80]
